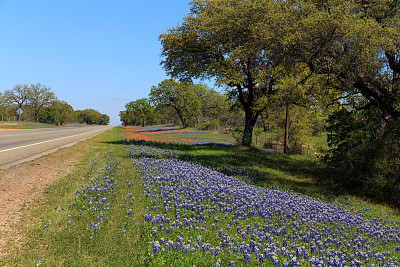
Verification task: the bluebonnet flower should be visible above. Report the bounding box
[68,130,400,267]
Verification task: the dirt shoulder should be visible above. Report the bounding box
[0,141,89,257]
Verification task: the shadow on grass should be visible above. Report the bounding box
[105,139,344,200]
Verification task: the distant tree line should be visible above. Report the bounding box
[0,83,109,125]
[75,109,110,125]
[119,80,240,131]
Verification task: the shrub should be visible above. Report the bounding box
[199,119,219,130]
[38,107,62,125]
[326,108,400,205]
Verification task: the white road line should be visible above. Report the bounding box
[0,128,106,153]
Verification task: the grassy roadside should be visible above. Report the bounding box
[0,122,57,129]
[2,126,399,266]
[1,127,147,266]
[0,122,88,129]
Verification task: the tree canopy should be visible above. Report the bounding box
[28,83,56,122]
[159,0,308,146]
[160,0,400,146]
[38,106,62,125]
[3,85,30,110]
[120,98,154,126]
[51,100,75,125]
[75,109,109,125]
[149,79,202,128]
[268,0,400,127]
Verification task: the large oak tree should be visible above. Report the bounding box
[122,98,154,126]
[3,84,30,110]
[28,83,56,122]
[160,0,281,146]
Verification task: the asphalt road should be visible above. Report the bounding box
[0,125,112,169]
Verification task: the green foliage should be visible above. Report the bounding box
[146,84,232,130]
[76,109,109,125]
[27,83,56,122]
[159,0,346,147]
[326,108,378,186]
[264,104,313,154]
[0,84,89,124]
[38,106,62,125]
[309,109,328,136]
[159,0,286,145]
[120,98,154,126]
[0,93,5,118]
[272,0,400,121]
[50,100,75,125]
[198,88,231,128]
[20,105,35,122]
[152,105,178,125]
[231,126,244,145]
[199,119,219,130]
[326,108,400,205]
[149,79,202,128]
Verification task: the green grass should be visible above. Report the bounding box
[0,122,58,128]
[308,132,329,151]
[2,127,399,266]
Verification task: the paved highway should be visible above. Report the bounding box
[0,125,112,169]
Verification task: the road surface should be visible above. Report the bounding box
[0,125,112,169]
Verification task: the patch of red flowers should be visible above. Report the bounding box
[118,127,201,144]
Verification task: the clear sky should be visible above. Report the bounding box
[0,0,194,125]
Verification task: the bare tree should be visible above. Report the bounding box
[3,84,30,110]
[3,85,31,121]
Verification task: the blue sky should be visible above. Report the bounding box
[0,0,195,125]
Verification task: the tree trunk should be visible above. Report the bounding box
[241,109,258,146]
[34,104,40,122]
[260,112,268,132]
[175,107,187,128]
[284,103,290,154]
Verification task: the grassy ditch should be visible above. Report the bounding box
[2,126,400,266]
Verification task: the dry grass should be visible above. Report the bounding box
[0,134,93,257]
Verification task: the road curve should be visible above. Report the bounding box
[0,125,113,169]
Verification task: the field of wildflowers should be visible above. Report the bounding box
[140,156,400,266]
[122,126,400,266]
[4,126,400,266]
[119,125,235,146]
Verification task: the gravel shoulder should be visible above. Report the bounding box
[0,140,90,257]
